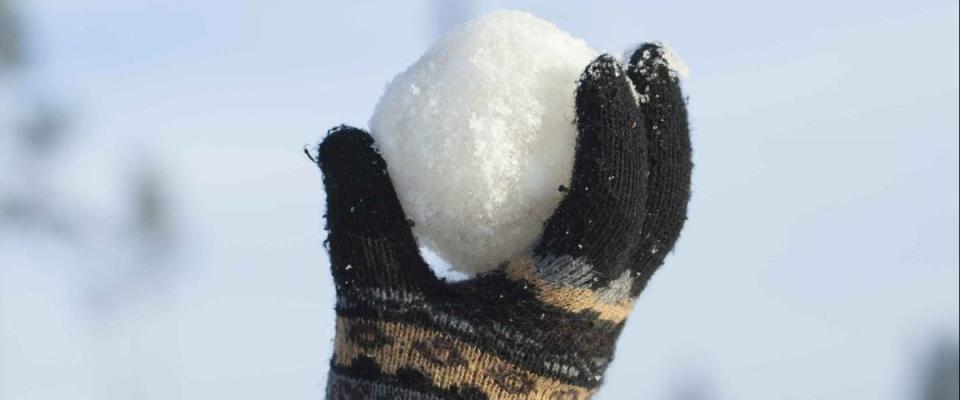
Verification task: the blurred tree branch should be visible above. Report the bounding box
[919,337,960,400]
[0,0,24,70]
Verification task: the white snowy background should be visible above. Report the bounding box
[1,1,957,399]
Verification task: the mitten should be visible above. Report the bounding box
[315,43,691,399]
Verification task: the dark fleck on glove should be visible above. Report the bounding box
[314,43,692,399]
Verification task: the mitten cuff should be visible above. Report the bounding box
[327,316,595,399]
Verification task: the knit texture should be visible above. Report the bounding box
[316,45,692,399]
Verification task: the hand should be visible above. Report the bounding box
[315,43,691,399]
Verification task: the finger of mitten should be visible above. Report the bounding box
[317,125,436,293]
[624,43,692,295]
[534,55,649,284]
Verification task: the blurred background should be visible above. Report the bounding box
[0,1,957,399]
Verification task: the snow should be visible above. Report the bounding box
[657,44,690,79]
[369,10,597,273]
[627,41,690,80]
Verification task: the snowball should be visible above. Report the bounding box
[369,10,597,273]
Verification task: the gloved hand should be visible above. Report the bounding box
[314,43,691,400]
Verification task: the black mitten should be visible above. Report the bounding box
[315,44,692,399]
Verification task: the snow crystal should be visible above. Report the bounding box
[657,43,690,79]
[627,41,690,80]
[369,10,597,273]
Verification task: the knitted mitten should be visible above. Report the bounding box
[315,44,691,400]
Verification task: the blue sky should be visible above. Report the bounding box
[2,1,958,399]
